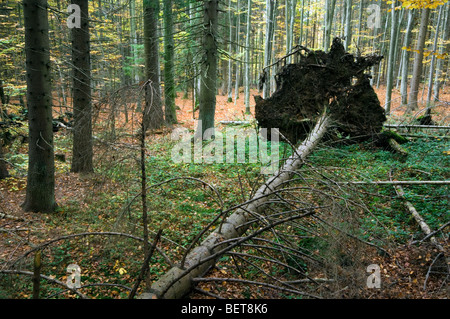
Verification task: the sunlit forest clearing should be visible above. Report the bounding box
[0,0,449,301]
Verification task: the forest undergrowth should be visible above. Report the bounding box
[0,86,448,299]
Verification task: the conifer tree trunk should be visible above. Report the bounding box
[143,0,164,131]
[71,0,93,173]
[227,0,233,103]
[163,0,177,124]
[22,0,56,213]
[195,0,219,140]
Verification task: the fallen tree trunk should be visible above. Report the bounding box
[393,184,446,253]
[139,112,331,299]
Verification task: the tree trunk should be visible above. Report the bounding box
[263,0,276,99]
[344,0,352,51]
[0,139,9,179]
[324,0,337,52]
[433,3,449,101]
[407,8,430,113]
[286,0,297,60]
[130,0,139,83]
[143,0,164,131]
[195,0,219,140]
[426,5,443,106]
[163,0,177,125]
[71,0,93,173]
[22,0,56,213]
[400,9,415,105]
[227,0,233,103]
[385,0,399,115]
[244,0,252,114]
[234,0,241,105]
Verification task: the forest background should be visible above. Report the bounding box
[0,0,448,300]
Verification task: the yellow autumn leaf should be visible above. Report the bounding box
[118,267,127,275]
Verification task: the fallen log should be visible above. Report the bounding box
[393,184,446,253]
[384,124,450,130]
[139,112,332,299]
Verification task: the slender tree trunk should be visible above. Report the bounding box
[227,0,233,103]
[408,8,430,113]
[299,0,305,46]
[130,0,139,83]
[244,0,252,114]
[71,0,93,173]
[324,0,337,51]
[263,0,276,99]
[426,5,443,106]
[22,0,56,213]
[163,0,177,124]
[433,3,449,101]
[286,0,297,60]
[0,139,8,179]
[344,0,352,51]
[385,0,399,115]
[356,0,364,48]
[195,0,219,140]
[400,9,415,105]
[143,0,164,131]
[234,0,241,104]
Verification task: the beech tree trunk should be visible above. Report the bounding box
[195,0,219,140]
[400,9,415,105]
[385,0,399,115]
[0,140,8,179]
[408,8,430,113]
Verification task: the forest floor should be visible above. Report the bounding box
[0,85,449,299]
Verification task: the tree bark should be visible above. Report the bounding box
[234,0,241,105]
[407,8,430,113]
[195,0,219,140]
[22,0,57,213]
[227,0,233,103]
[71,0,93,173]
[0,139,9,179]
[426,5,443,106]
[263,0,276,99]
[385,0,399,115]
[163,0,177,125]
[244,0,252,114]
[143,0,164,131]
[344,0,352,51]
[400,9,415,105]
[433,3,449,101]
